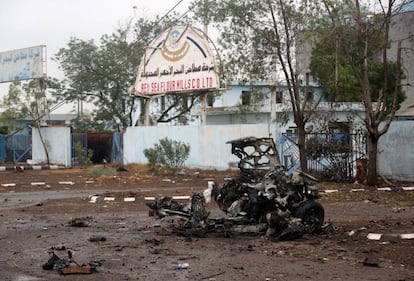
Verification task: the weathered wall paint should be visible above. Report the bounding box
[28,121,414,181]
[32,127,71,166]
[123,124,272,170]
[378,121,414,181]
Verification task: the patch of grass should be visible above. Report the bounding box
[87,166,117,176]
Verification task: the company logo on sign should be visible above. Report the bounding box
[160,29,190,62]
[135,26,221,96]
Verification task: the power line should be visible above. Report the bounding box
[159,0,186,23]
[176,7,192,22]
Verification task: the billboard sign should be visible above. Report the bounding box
[134,26,221,96]
[0,45,46,83]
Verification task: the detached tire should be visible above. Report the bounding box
[293,201,324,234]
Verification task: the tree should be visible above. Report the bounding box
[319,0,407,185]
[310,33,361,101]
[155,94,200,124]
[205,0,324,172]
[54,22,145,131]
[310,36,405,107]
[55,13,205,130]
[0,78,63,163]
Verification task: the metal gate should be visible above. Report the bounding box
[281,132,367,181]
[71,133,88,165]
[112,132,123,163]
[0,134,6,161]
[6,134,32,163]
[280,134,300,175]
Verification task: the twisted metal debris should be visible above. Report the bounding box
[147,137,325,240]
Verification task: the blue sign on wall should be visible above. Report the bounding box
[0,45,46,83]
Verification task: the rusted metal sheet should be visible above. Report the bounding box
[59,265,92,275]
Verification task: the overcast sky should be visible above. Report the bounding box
[0,0,193,111]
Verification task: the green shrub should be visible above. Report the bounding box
[74,142,93,166]
[143,137,190,174]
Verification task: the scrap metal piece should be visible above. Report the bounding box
[190,193,209,229]
[68,217,93,227]
[42,251,101,275]
[59,265,92,275]
[146,196,190,218]
[42,252,68,270]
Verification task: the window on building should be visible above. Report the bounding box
[207,93,215,107]
[241,90,251,105]
[305,91,314,102]
[328,122,350,145]
[276,91,283,103]
[182,96,188,111]
[286,127,297,137]
[160,96,166,111]
[140,98,145,114]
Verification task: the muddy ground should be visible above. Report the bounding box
[0,165,413,281]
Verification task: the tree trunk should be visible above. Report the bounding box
[35,124,50,164]
[297,124,308,173]
[144,98,151,126]
[366,135,378,186]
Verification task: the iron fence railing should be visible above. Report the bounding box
[281,132,367,181]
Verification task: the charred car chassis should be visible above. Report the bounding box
[147,137,325,240]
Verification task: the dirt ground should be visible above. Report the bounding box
[0,165,413,281]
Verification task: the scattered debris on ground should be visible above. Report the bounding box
[68,217,93,227]
[88,235,107,242]
[42,250,101,275]
[1,162,413,280]
[362,257,381,267]
[147,137,325,240]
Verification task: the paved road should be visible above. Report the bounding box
[0,185,201,210]
[0,189,107,210]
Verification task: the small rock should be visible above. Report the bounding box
[89,235,107,242]
[116,166,128,172]
[68,217,92,227]
[392,207,402,213]
[363,257,380,267]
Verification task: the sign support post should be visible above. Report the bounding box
[201,92,207,125]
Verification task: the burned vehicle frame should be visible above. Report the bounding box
[147,137,325,240]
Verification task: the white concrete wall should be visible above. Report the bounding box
[378,121,414,181]
[27,121,414,180]
[32,127,71,167]
[124,124,272,170]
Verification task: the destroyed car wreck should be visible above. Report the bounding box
[147,137,325,240]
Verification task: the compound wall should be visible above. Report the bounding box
[378,121,414,181]
[32,127,71,167]
[123,124,272,170]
